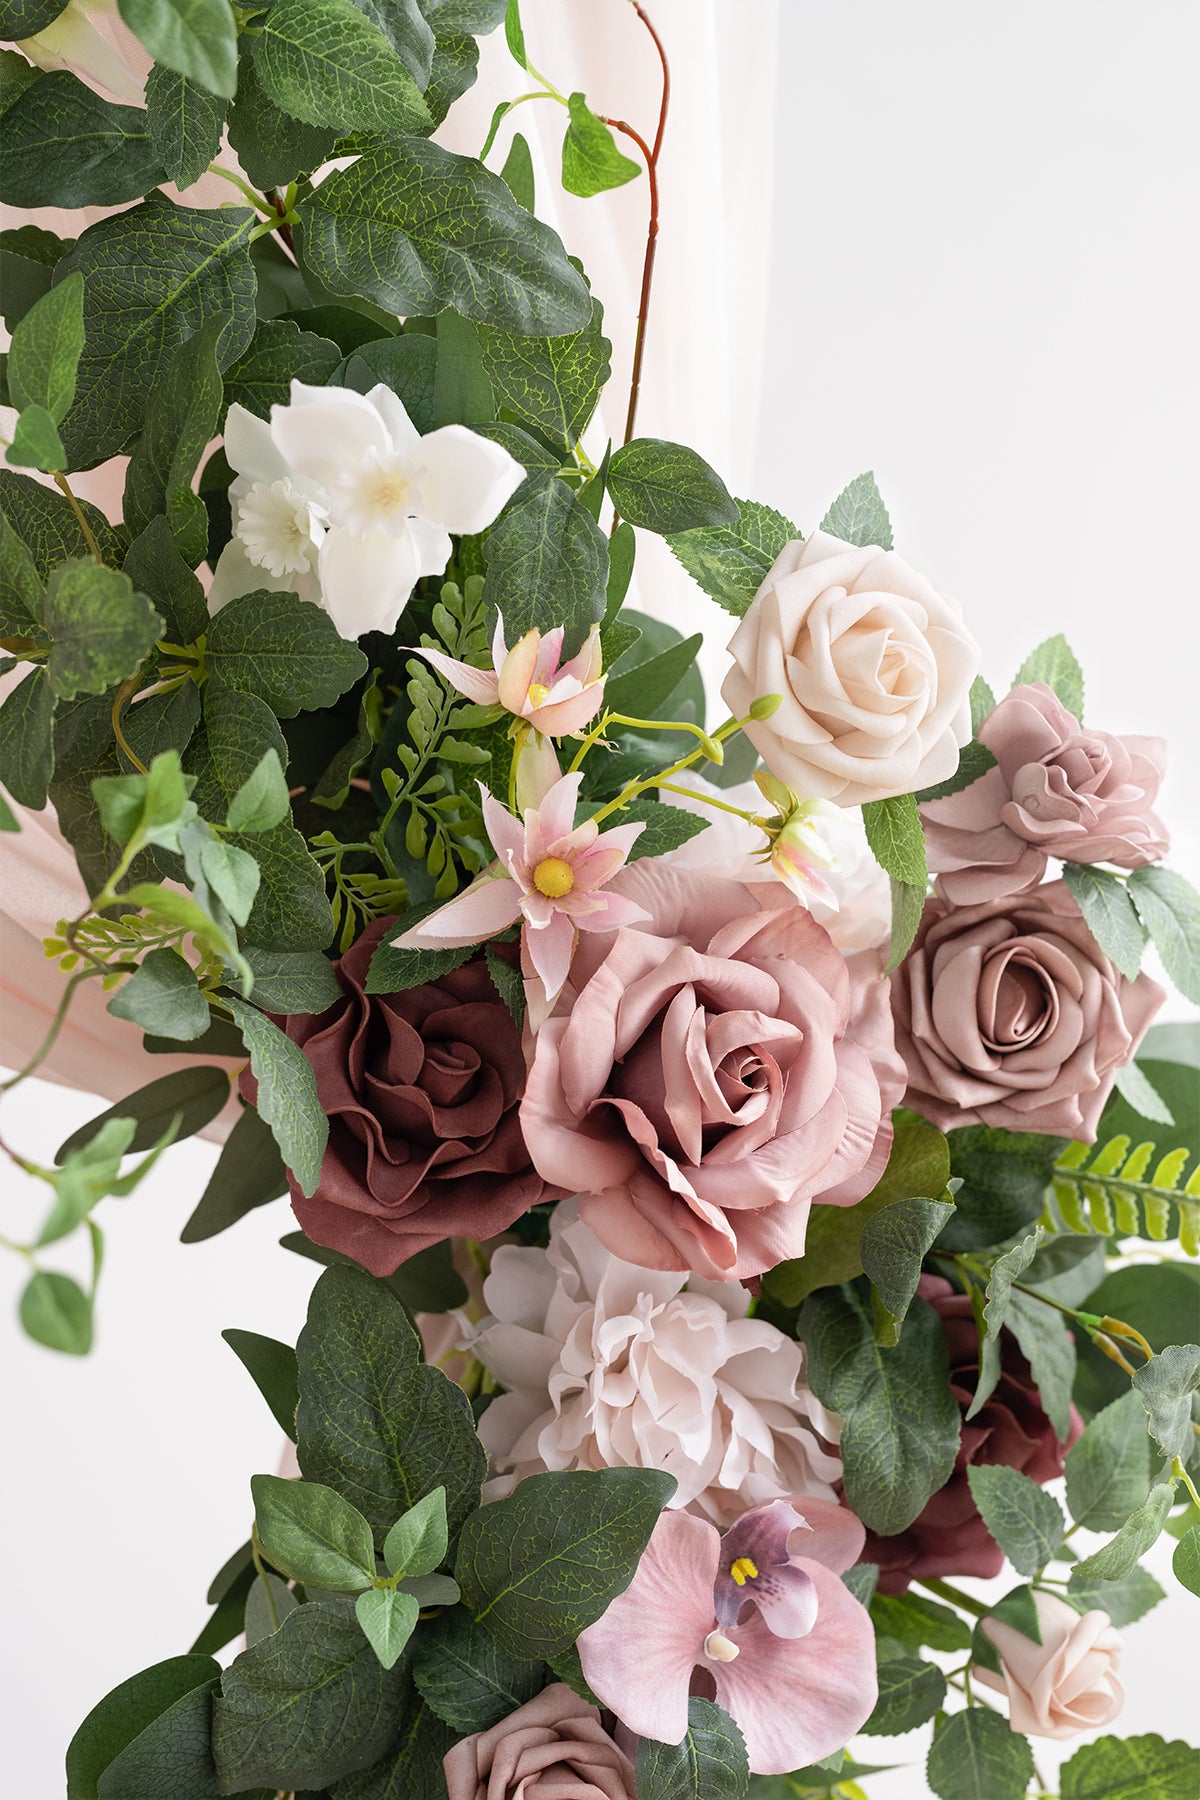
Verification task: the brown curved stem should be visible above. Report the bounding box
[606,1,670,453]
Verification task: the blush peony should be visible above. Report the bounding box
[519,861,906,1279]
[468,1200,842,1528]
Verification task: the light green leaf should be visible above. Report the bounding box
[478,297,610,451]
[634,1698,749,1800]
[966,1465,1064,1575]
[253,0,431,133]
[118,0,239,99]
[205,588,368,717]
[914,737,998,804]
[43,560,162,703]
[667,497,797,616]
[1070,1480,1177,1583]
[8,271,84,423]
[820,470,893,550]
[0,72,164,209]
[107,946,210,1041]
[1063,862,1147,981]
[223,1328,300,1438]
[1132,1345,1200,1461]
[39,1113,168,1244]
[1113,1058,1175,1125]
[6,403,65,472]
[1060,1733,1200,1800]
[1064,1563,1167,1625]
[1173,1526,1200,1597]
[234,945,343,1015]
[608,437,738,534]
[979,1230,1044,1346]
[296,136,592,333]
[225,748,291,833]
[561,91,640,197]
[885,874,927,974]
[503,0,526,65]
[970,674,996,732]
[410,1605,543,1734]
[1013,633,1084,720]
[198,837,261,926]
[252,1473,376,1593]
[859,1656,946,1737]
[123,318,224,567]
[384,1486,448,1579]
[145,62,227,188]
[20,1269,93,1355]
[926,1707,1033,1800]
[1128,866,1200,1005]
[355,1587,419,1671]
[225,996,328,1197]
[862,792,927,887]
[483,474,608,648]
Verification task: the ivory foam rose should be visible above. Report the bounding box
[721,530,980,806]
[974,1590,1125,1739]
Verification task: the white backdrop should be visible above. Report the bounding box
[2,1,1198,1794]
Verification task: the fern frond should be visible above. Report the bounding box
[1039,1132,1200,1253]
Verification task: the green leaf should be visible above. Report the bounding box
[66,1655,221,1800]
[1070,1480,1177,1582]
[926,1707,1033,1800]
[1132,1344,1200,1461]
[225,996,328,1197]
[355,1587,419,1670]
[0,790,19,830]
[820,470,893,550]
[92,748,190,847]
[1173,1526,1200,1597]
[252,1472,376,1591]
[455,1467,676,1660]
[969,675,996,732]
[225,747,290,833]
[862,792,927,887]
[224,317,342,418]
[410,1606,543,1733]
[0,466,124,572]
[966,1464,1064,1574]
[869,1590,972,1654]
[39,1115,176,1245]
[206,588,368,716]
[1064,1563,1167,1625]
[212,1595,408,1790]
[621,797,711,863]
[937,1126,1066,1253]
[503,0,526,65]
[1060,1733,1200,1800]
[432,305,495,427]
[0,221,69,330]
[1014,633,1084,718]
[608,437,738,535]
[0,72,164,209]
[666,497,798,616]
[327,1677,455,1799]
[859,1656,946,1736]
[57,1066,229,1161]
[106,946,210,1041]
[914,737,999,804]
[144,62,227,189]
[1128,867,1200,1005]
[225,1330,300,1438]
[1005,1289,1077,1441]
[799,1282,961,1534]
[478,296,610,451]
[8,270,84,423]
[337,334,438,436]
[498,125,534,207]
[0,508,46,637]
[118,0,238,100]
[121,682,202,774]
[19,1269,93,1355]
[123,514,208,644]
[55,194,257,469]
[979,1228,1043,1346]
[1114,1057,1176,1125]
[94,1679,224,1798]
[297,136,591,333]
[42,561,162,701]
[0,40,46,103]
[384,1486,448,1578]
[485,942,525,1025]
[1062,862,1147,981]
[1067,1391,1171,1532]
[561,90,641,196]
[199,837,261,925]
[180,1103,289,1242]
[0,664,55,807]
[634,1698,749,1800]
[365,924,474,995]
[244,1570,300,1647]
[254,0,431,134]
[227,57,338,189]
[7,401,66,471]
[236,944,343,1014]
[123,318,224,567]
[296,1264,487,1541]
[860,1195,956,1332]
[483,474,608,648]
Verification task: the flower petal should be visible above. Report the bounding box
[522,906,575,1002]
[414,646,501,706]
[224,403,291,487]
[408,514,453,578]
[413,424,524,534]
[394,875,522,948]
[365,382,421,453]
[271,384,388,493]
[515,732,563,813]
[317,524,419,637]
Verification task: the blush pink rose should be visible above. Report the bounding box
[721,531,980,807]
[520,861,906,1279]
[891,881,1163,1138]
[974,1590,1124,1740]
[443,1684,635,1800]
[923,682,1169,904]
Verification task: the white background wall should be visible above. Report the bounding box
[2,2,1198,1794]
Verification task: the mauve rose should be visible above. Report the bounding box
[923,682,1169,904]
[891,880,1163,1138]
[443,1684,635,1800]
[721,531,980,807]
[864,1276,1081,1592]
[245,918,559,1275]
[520,861,905,1281]
[974,1590,1124,1739]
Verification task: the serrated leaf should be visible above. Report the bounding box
[106,946,209,1041]
[860,1196,956,1330]
[635,1698,749,1800]
[1063,862,1147,981]
[252,1472,376,1591]
[123,318,224,567]
[0,466,124,572]
[966,1465,1064,1574]
[43,561,163,701]
[608,437,738,535]
[478,297,610,451]
[0,71,164,209]
[1013,633,1084,719]
[1060,1732,1200,1800]
[235,945,343,1014]
[926,1707,1033,1800]
[869,1590,972,1654]
[561,90,641,196]
[859,1656,946,1737]
[144,62,226,188]
[118,0,238,99]
[226,996,328,1197]
[483,474,608,648]
[1070,1480,1177,1582]
[227,56,338,189]
[410,1605,543,1733]
[821,471,893,550]
[8,271,84,423]
[1132,1344,1200,1461]
[667,497,797,616]
[1064,1563,1166,1625]
[914,737,998,804]
[1128,866,1200,1005]
[620,798,710,863]
[253,0,431,134]
[862,792,927,887]
[224,317,342,418]
[206,587,368,716]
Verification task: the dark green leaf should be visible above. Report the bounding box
[859,1656,946,1736]
[181,1103,288,1242]
[0,508,46,637]
[252,1471,375,1590]
[1173,1526,1200,1597]
[66,1654,221,1800]
[43,561,162,701]
[483,475,607,648]
[145,62,227,188]
[0,71,164,208]
[1014,633,1084,719]
[225,1330,300,1439]
[966,1465,1064,1574]
[862,792,927,887]
[253,0,431,134]
[57,1066,229,1161]
[1132,1345,1200,1461]
[336,332,437,436]
[609,438,738,534]
[634,1698,749,1800]
[328,1678,455,1799]
[860,1195,956,1330]
[0,664,55,807]
[498,126,534,208]
[19,1269,92,1354]
[410,1605,542,1733]
[1059,1733,1200,1800]
[936,1126,1066,1253]
[1065,1563,1167,1625]
[123,514,208,644]
[0,221,70,328]
[926,1707,1033,1800]
[95,1679,223,1799]
[1063,863,1147,981]
[1004,1290,1077,1442]
[820,470,893,550]
[227,57,338,189]
[478,296,609,450]
[366,924,474,995]
[432,305,495,426]
[914,737,998,804]
[244,1570,300,1647]
[106,946,210,1040]
[7,270,84,422]
[0,465,124,571]
[118,0,239,99]
[1128,867,1200,1005]
[236,944,343,1014]
[226,995,328,1197]
[206,587,368,717]
[620,797,710,863]
[120,682,203,772]
[123,318,224,566]
[0,41,47,105]
[224,317,342,419]
[296,136,591,333]
[869,1590,972,1654]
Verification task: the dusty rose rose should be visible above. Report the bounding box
[974,1590,1124,1739]
[721,531,980,807]
[864,1276,1080,1592]
[923,682,1169,904]
[891,880,1163,1138]
[520,861,906,1280]
[243,918,560,1275]
[443,1683,635,1800]
[469,1199,842,1527]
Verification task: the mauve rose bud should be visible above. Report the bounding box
[974,1590,1125,1740]
[443,1684,636,1800]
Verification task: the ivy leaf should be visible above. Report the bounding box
[117,0,239,99]
[859,1656,946,1736]
[410,1606,543,1734]
[123,318,224,567]
[253,0,431,134]
[1131,1344,1200,1461]
[0,72,164,209]
[1063,862,1147,981]
[205,588,368,717]
[226,996,328,1197]
[926,1707,1033,1800]
[297,136,592,334]
[966,1465,1065,1575]
[384,1486,449,1579]
[1070,1480,1177,1583]
[862,792,927,887]
[7,271,84,423]
[483,474,608,650]
[478,297,610,452]
[180,1103,289,1243]
[667,498,797,617]
[634,1698,749,1800]
[561,91,641,196]
[1060,1733,1200,1800]
[1013,633,1085,719]
[820,470,893,550]
[1127,867,1200,1006]
[144,62,227,189]
[455,1468,676,1660]
[106,946,210,1041]
[252,1472,377,1592]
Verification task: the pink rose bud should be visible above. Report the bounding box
[974,1590,1125,1740]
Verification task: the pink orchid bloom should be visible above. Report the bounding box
[417,618,607,738]
[393,772,649,1007]
[577,1496,877,1775]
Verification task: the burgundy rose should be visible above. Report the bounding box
[891,880,1162,1139]
[922,682,1168,905]
[864,1276,1081,1592]
[244,917,559,1275]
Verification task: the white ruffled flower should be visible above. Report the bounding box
[468,1200,842,1529]
[208,380,523,639]
[15,0,143,103]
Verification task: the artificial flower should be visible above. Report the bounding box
[721,530,981,806]
[751,770,841,907]
[15,0,143,102]
[443,1683,636,1800]
[239,918,561,1276]
[208,380,523,637]
[864,1274,1080,1592]
[576,1496,877,1774]
[891,880,1164,1138]
[469,1199,842,1528]
[416,618,607,738]
[392,771,649,1011]
[520,861,906,1280]
[922,680,1169,904]
[974,1590,1124,1739]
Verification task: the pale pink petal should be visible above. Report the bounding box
[271,384,388,492]
[481,788,528,870]
[317,525,418,637]
[573,893,651,932]
[412,425,524,534]
[516,732,563,812]
[530,685,608,737]
[523,907,576,1000]
[498,629,542,713]
[414,646,500,706]
[533,771,585,845]
[536,627,566,677]
[562,624,603,686]
[393,875,521,948]
[779,1496,866,1575]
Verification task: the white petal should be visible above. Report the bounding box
[411,426,524,535]
[317,525,420,638]
[224,404,291,486]
[207,538,273,615]
[408,515,454,577]
[367,383,422,453]
[271,386,389,494]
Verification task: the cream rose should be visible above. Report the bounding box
[974,1591,1124,1739]
[721,531,981,806]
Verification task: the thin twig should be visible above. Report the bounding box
[608,1,670,452]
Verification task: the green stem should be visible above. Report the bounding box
[913,1576,989,1619]
[588,713,757,827]
[655,781,762,824]
[250,1526,282,1631]
[1173,1458,1200,1510]
[206,162,278,216]
[51,472,102,564]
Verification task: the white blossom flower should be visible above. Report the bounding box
[15,0,142,104]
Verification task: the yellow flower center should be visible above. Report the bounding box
[527,682,550,707]
[729,1557,758,1587]
[533,856,575,898]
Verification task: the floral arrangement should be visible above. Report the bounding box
[2,4,1198,1799]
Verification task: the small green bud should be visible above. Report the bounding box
[748,693,783,720]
